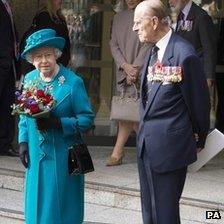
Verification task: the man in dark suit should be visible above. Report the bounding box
[169,0,217,87]
[0,0,19,156]
[133,0,210,223]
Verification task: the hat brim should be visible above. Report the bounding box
[21,37,65,59]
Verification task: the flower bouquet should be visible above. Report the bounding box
[11,81,56,118]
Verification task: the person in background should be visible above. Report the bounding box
[0,0,19,156]
[169,0,217,88]
[18,28,94,224]
[20,0,70,75]
[133,0,210,223]
[200,0,224,133]
[108,0,150,166]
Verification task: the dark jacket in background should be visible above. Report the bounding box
[0,0,18,152]
[176,2,217,79]
[20,10,70,74]
[0,0,18,75]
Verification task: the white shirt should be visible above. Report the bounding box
[156,29,172,63]
[182,0,192,20]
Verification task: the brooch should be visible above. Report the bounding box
[58,76,65,86]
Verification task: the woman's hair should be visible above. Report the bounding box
[26,48,62,63]
[38,0,65,21]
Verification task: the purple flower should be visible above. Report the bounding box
[15,91,21,98]
[17,95,23,101]
[28,99,37,106]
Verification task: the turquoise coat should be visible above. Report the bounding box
[18,65,94,224]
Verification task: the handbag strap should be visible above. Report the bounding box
[120,83,138,101]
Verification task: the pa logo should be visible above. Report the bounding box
[206,211,221,219]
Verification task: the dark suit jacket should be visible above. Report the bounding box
[137,32,210,173]
[0,1,17,76]
[176,2,217,79]
[20,10,70,67]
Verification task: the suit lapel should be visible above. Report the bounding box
[143,33,176,119]
[161,33,175,66]
[140,48,152,105]
[186,2,196,21]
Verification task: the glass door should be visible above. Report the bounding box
[62,1,123,145]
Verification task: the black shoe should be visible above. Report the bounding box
[0,148,19,157]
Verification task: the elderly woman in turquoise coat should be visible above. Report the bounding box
[18,29,94,224]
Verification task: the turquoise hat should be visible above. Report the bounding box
[21,29,65,59]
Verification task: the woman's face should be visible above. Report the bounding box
[51,0,62,11]
[125,0,142,10]
[32,47,57,77]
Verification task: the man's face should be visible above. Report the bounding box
[125,0,142,10]
[32,47,57,76]
[169,0,186,12]
[52,0,62,11]
[133,11,157,44]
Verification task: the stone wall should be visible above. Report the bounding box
[10,0,38,40]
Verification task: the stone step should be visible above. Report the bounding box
[0,168,223,224]
[0,188,223,224]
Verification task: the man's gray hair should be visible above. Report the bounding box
[135,0,170,25]
[26,48,62,63]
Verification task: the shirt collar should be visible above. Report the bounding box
[156,28,172,52]
[182,0,192,19]
[156,29,172,62]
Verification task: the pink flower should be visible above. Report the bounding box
[154,61,163,73]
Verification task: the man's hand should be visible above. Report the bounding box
[19,142,29,168]
[36,117,61,131]
[207,78,213,88]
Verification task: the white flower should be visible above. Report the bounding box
[58,76,65,86]
[45,85,53,92]
[24,108,31,114]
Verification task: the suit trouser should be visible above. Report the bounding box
[0,66,15,152]
[215,73,224,133]
[137,153,187,224]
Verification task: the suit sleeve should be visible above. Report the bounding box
[198,14,217,79]
[18,115,28,143]
[60,78,95,137]
[0,4,14,70]
[109,17,126,70]
[180,54,210,148]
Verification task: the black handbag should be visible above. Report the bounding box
[68,143,94,175]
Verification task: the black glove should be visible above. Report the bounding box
[19,142,29,168]
[36,117,62,131]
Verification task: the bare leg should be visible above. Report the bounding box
[111,121,133,158]
[133,122,139,134]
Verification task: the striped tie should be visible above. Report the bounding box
[176,11,185,32]
[143,45,159,107]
